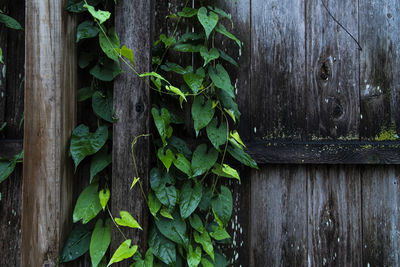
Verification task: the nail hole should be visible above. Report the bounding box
[135,103,144,113]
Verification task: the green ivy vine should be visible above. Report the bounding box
[60,0,258,266]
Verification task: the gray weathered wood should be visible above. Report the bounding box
[362,166,400,266]
[0,139,23,159]
[112,0,152,258]
[246,140,400,165]
[21,0,77,265]
[360,0,400,139]
[250,165,307,266]
[250,0,306,140]
[307,165,362,266]
[306,0,360,138]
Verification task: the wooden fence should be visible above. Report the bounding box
[1,0,400,266]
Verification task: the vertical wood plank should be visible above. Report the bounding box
[362,166,400,266]
[359,0,400,139]
[22,0,77,265]
[306,0,360,138]
[112,0,152,257]
[307,165,362,266]
[250,165,308,267]
[250,0,306,140]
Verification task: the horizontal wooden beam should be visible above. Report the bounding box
[245,140,400,165]
[0,139,23,159]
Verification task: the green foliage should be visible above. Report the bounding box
[0,13,23,30]
[59,222,94,263]
[0,150,23,184]
[62,1,258,266]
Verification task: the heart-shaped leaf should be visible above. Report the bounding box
[206,117,228,149]
[155,211,188,247]
[191,144,218,177]
[90,145,111,182]
[98,188,110,210]
[115,211,143,229]
[215,23,242,48]
[157,148,174,172]
[173,153,192,177]
[200,46,220,66]
[178,7,198,18]
[194,230,214,260]
[99,27,120,62]
[84,3,111,24]
[59,222,93,263]
[212,163,240,181]
[148,191,162,217]
[211,185,232,227]
[187,245,202,267]
[107,239,137,266]
[209,64,234,98]
[90,218,111,267]
[227,145,258,169]
[118,45,134,65]
[73,183,102,224]
[76,20,99,42]
[149,227,176,265]
[197,7,219,39]
[180,181,203,219]
[189,214,205,234]
[90,57,123,81]
[191,96,215,136]
[70,124,108,170]
[184,70,204,94]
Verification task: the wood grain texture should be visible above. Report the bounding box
[250,165,307,266]
[250,0,306,140]
[306,0,360,138]
[359,0,400,139]
[246,140,400,165]
[307,165,362,266]
[22,0,77,265]
[362,166,400,266]
[112,0,152,258]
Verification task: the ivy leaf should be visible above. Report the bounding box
[194,230,214,261]
[69,124,108,170]
[0,13,22,30]
[73,183,102,224]
[174,43,201,53]
[92,90,114,123]
[215,252,230,267]
[183,68,204,94]
[191,96,215,136]
[90,145,112,182]
[168,136,192,159]
[84,3,111,24]
[173,153,192,177]
[152,107,172,147]
[219,49,238,67]
[161,62,188,75]
[209,226,230,241]
[155,211,188,247]
[177,32,204,43]
[211,185,232,227]
[216,89,241,120]
[200,46,220,67]
[201,258,213,267]
[78,87,95,101]
[215,23,242,48]
[0,150,21,184]
[90,58,123,81]
[209,64,234,98]
[159,34,176,48]
[166,85,187,102]
[59,222,93,263]
[178,7,198,18]
[230,130,245,147]
[148,191,161,217]
[160,207,174,220]
[208,6,233,26]
[118,45,134,65]
[197,7,218,39]
[227,145,258,169]
[187,245,202,267]
[212,163,240,181]
[90,218,111,267]
[76,20,99,42]
[149,226,176,265]
[131,248,154,267]
[191,144,218,177]
[115,211,143,230]
[198,187,212,212]
[189,214,205,234]
[99,27,120,62]
[180,181,202,219]
[155,185,178,209]
[158,148,174,172]
[206,117,228,149]
[139,72,169,83]
[99,188,110,211]
[107,239,138,266]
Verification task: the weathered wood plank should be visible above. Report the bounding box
[307,165,362,266]
[250,165,307,266]
[306,0,360,138]
[362,166,400,266]
[21,0,77,265]
[250,0,306,140]
[359,0,400,139]
[0,1,7,124]
[246,140,400,165]
[112,0,151,258]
